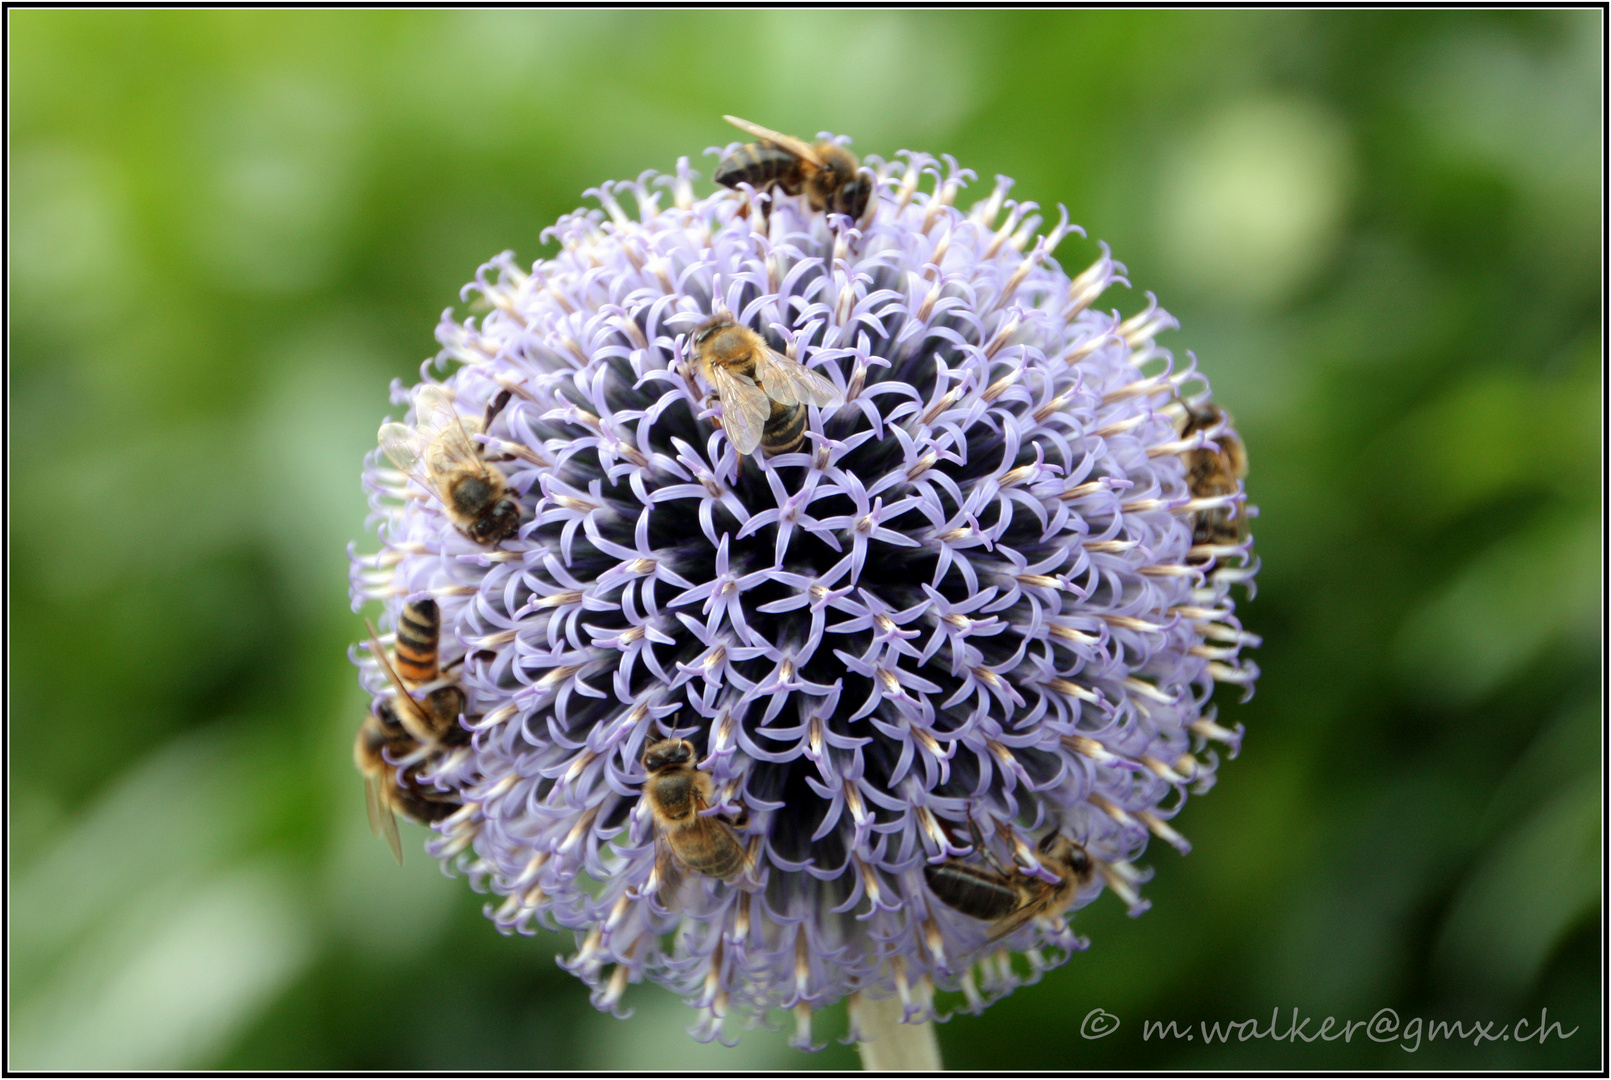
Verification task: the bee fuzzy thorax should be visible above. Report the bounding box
[392,597,442,684]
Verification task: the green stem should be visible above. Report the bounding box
[851,993,942,1072]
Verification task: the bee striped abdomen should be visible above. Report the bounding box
[393,599,441,684]
[394,779,462,824]
[713,143,802,193]
[760,400,807,456]
[923,861,1022,920]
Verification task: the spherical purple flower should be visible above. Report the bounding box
[350,136,1258,1049]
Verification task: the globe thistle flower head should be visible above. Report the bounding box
[351,135,1258,1048]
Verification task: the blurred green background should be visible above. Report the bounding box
[10,9,1601,1070]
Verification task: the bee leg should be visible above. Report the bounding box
[481,388,513,432]
[996,818,1055,877]
[705,393,727,438]
[969,818,1013,876]
[965,816,986,851]
[743,188,772,234]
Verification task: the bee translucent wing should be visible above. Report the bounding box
[365,776,405,865]
[363,773,384,833]
[721,115,824,166]
[755,348,842,408]
[654,835,687,908]
[716,817,756,880]
[412,387,487,475]
[365,621,438,745]
[413,385,475,436]
[686,814,752,881]
[709,364,770,456]
[983,906,1040,944]
[378,422,427,476]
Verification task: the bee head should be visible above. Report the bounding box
[1039,833,1092,880]
[834,177,872,222]
[470,499,521,545]
[692,314,735,348]
[642,738,695,773]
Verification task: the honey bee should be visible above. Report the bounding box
[713,115,872,221]
[689,314,841,456]
[379,386,521,546]
[354,599,470,863]
[1177,401,1250,548]
[640,738,749,902]
[923,827,1094,943]
[354,709,467,864]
